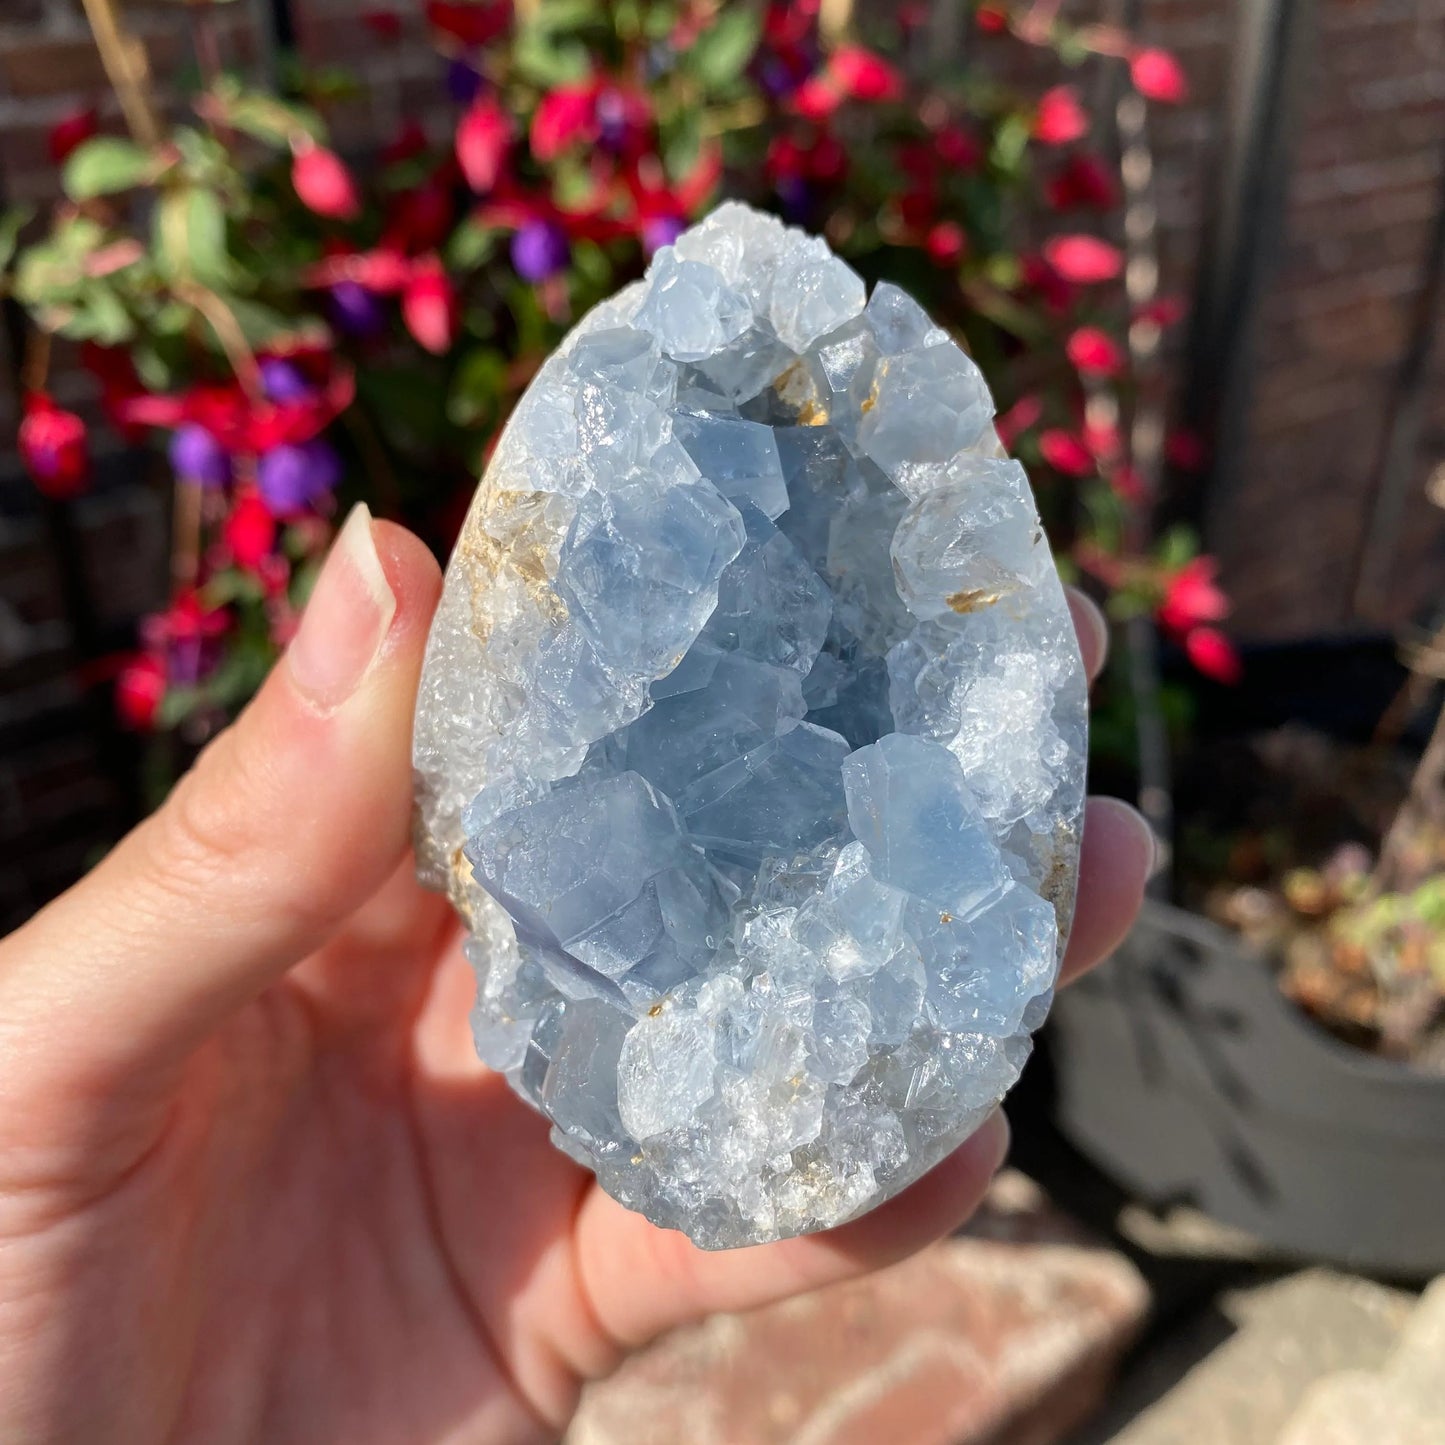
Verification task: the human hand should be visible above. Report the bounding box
[0,507,1151,1444]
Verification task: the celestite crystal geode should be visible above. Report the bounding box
[413,203,1086,1249]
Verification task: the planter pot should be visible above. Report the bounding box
[1048,897,1445,1277]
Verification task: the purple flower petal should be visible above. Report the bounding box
[168,424,231,488]
[511,219,570,282]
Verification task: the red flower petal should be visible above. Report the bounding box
[402,256,457,354]
[1043,234,1123,284]
[425,0,510,46]
[1066,326,1126,378]
[116,653,167,730]
[1044,152,1119,212]
[830,45,903,102]
[1131,47,1188,104]
[1159,556,1230,633]
[19,393,90,499]
[458,98,514,191]
[223,491,278,571]
[996,393,1043,449]
[925,220,967,266]
[1033,86,1088,146]
[1185,626,1242,684]
[291,144,361,220]
[530,84,598,162]
[48,106,99,164]
[1039,428,1096,477]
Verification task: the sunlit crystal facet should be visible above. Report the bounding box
[414,203,1086,1248]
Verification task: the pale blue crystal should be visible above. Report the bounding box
[414,204,1086,1250]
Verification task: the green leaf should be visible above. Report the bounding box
[1155,524,1198,571]
[528,0,599,31]
[221,295,292,346]
[690,9,760,88]
[513,28,591,86]
[0,205,33,271]
[63,137,153,200]
[447,217,497,271]
[448,347,507,427]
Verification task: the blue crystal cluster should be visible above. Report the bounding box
[414,204,1086,1248]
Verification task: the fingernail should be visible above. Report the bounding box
[981,1108,1012,1173]
[287,504,396,713]
[1121,799,1166,876]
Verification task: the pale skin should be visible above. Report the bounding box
[0,507,1152,1444]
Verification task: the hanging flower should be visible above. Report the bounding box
[223,491,278,570]
[1158,556,1230,635]
[385,181,455,252]
[511,219,570,282]
[1066,326,1126,378]
[1184,626,1243,684]
[935,124,983,172]
[792,45,901,119]
[530,83,600,161]
[168,424,231,488]
[425,0,511,46]
[975,2,1009,33]
[291,141,361,221]
[830,46,904,102]
[361,8,402,40]
[1039,428,1096,477]
[329,280,388,338]
[258,437,343,514]
[1045,152,1119,211]
[401,255,457,353]
[457,98,513,191]
[258,358,313,403]
[48,107,99,163]
[1131,47,1188,104]
[446,57,485,107]
[115,654,167,730]
[1043,234,1124,283]
[925,220,966,266]
[1033,86,1088,146]
[996,394,1043,449]
[1166,427,1209,471]
[120,367,355,455]
[19,394,90,499]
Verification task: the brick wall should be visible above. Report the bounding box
[0,0,1442,925]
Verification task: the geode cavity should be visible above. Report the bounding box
[413,203,1086,1249]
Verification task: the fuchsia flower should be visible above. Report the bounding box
[995,394,1043,449]
[425,0,511,46]
[1131,48,1188,104]
[1067,327,1126,378]
[511,220,569,282]
[1044,234,1124,283]
[1033,86,1088,146]
[1039,429,1096,477]
[1185,628,1243,684]
[402,255,457,353]
[793,45,902,119]
[169,423,230,488]
[1158,557,1231,633]
[291,141,361,221]
[19,394,90,499]
[1045,153,1119,212]
[531,83,600,161]
[48,107,99,163]
[223,492,277,570]
[121,364,355,455]
[925,221,966,266]
[115,654,167,730]
[457,98,513,191]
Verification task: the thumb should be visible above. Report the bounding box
[0,506,443,1092]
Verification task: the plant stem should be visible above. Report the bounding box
[1373,665,1445,895]
[79,0,163,149]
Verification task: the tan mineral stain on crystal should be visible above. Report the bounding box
[1039,821,1080,941]
[773,358,829,424]
[459,485,567,642]
[946,588,1003,614]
